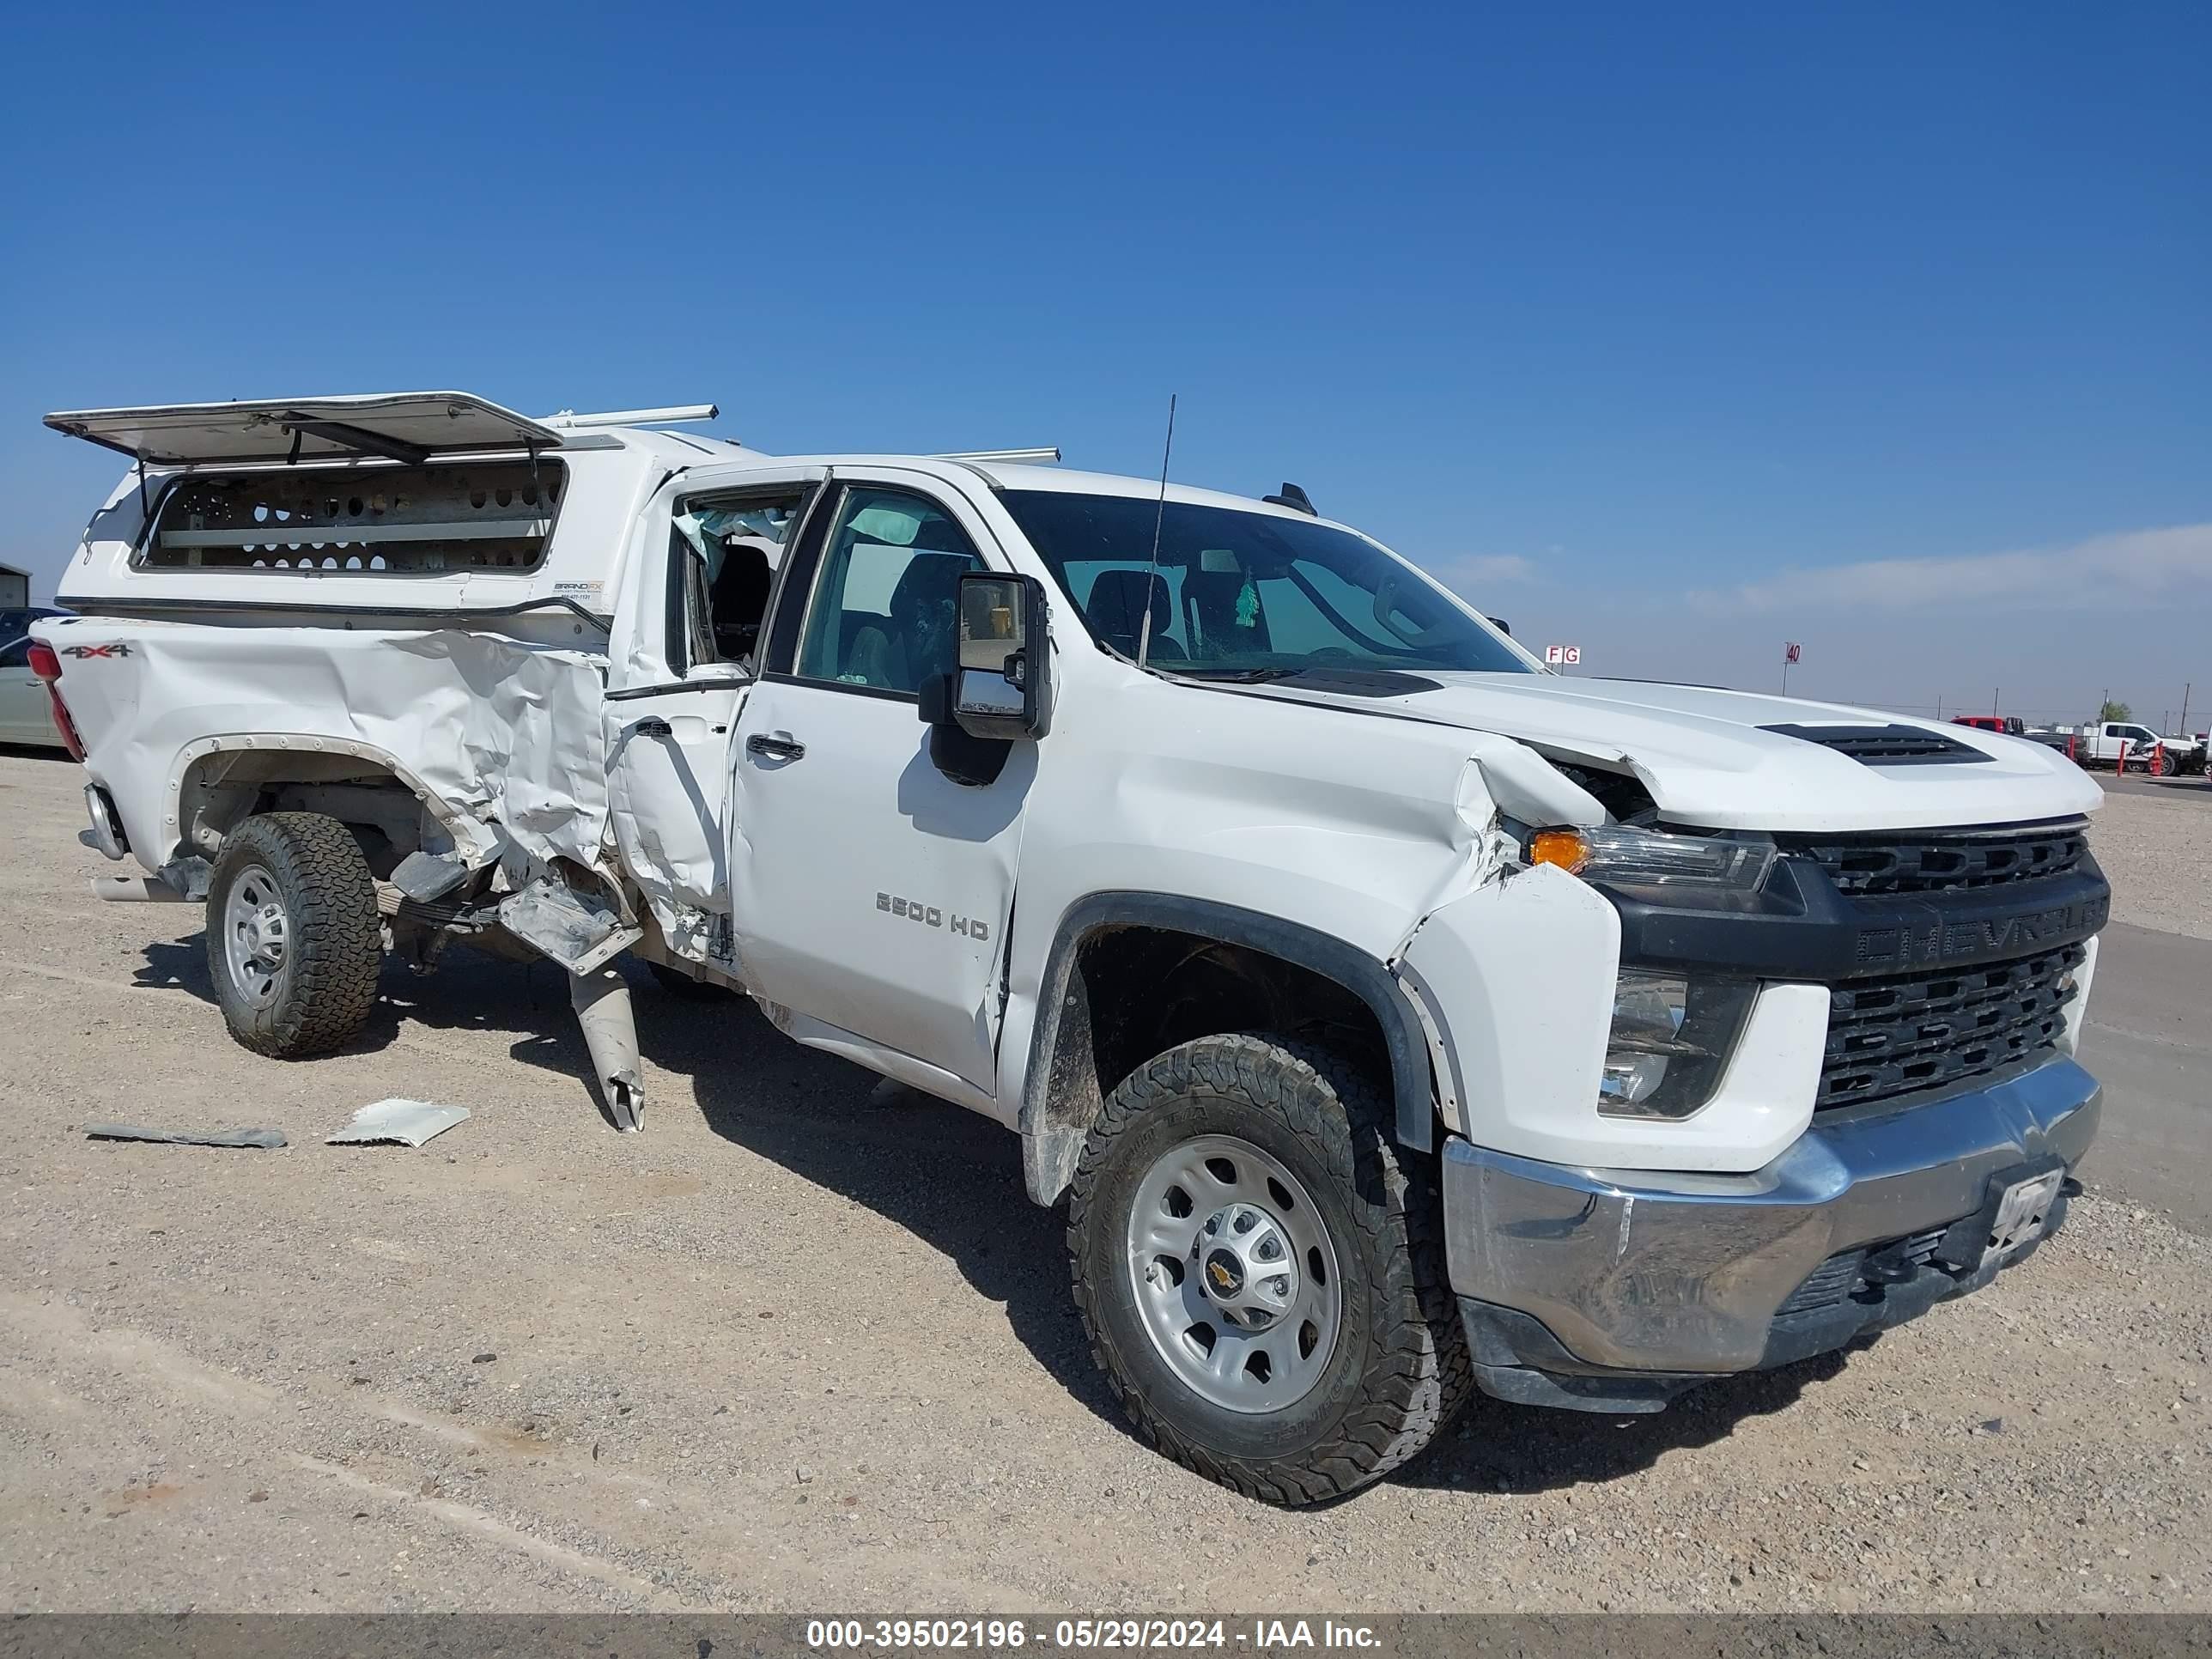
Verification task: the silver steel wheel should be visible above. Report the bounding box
[222,864,290,1009]
[1124,1133,1343,1414]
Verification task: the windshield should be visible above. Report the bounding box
[999,490,1534,678]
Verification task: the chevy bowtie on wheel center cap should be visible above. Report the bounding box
[1194,1201,1297,1328]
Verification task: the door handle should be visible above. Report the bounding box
[632,716,673,738]
[746,732,805,762]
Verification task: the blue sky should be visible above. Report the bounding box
[3,3,2207,726]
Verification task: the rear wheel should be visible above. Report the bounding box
[206,812,382,1057]
[1067,1033,1470,1505]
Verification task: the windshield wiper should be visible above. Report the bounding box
[1170,665,1308,683]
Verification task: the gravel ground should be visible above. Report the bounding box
[2089,778,2212,940]
[1,749,2207,1613]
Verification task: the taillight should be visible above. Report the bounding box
[26,640,86,761]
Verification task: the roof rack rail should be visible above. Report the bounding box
[934,447,1060,464]
[539,404,720,431]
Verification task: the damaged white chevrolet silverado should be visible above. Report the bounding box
[34,392,2111,1504]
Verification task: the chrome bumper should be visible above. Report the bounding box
[1442,1057,2101,1382]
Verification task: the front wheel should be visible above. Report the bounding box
[206,812,382,1057]
[1067,1033,1470,1505]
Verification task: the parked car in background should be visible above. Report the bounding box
[2021,731,2082,762]
[2070,721,2205,775]
[0,635,66,747]
[1952,714,2026,736]
[0,605,69,642]
[2164,732,2209,775]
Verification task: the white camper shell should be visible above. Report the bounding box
[35,392,2112,1507]
[48,392,758,635]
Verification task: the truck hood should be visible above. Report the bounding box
[1213,672,2105,833]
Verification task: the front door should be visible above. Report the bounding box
[728,474,1033,1093]
[604,465,824,971]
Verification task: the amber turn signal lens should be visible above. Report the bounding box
[1527,829,1590,873]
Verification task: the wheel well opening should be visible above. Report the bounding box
[176,750,452,879]
[1027,924,1396,1204]
[1083,929,1388,1097]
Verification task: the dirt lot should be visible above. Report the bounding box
[2094,774,2212,940]
[1,750,2206,1613]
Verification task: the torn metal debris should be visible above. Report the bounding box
[326,1098,471,1147]
[85,1123,287,1149]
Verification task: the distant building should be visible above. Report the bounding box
[0,562,27,608]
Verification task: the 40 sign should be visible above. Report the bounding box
[1543,644,1581,665]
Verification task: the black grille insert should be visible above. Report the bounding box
[1784,817,2090,896]
[1776,1228,1951,1317]
[1762,722,1990,766]
[1819,942,2086,1110]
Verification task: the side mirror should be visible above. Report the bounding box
[1486,616,1511,636]
[946,572,1051,741]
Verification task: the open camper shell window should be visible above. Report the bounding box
[135,459,568,575]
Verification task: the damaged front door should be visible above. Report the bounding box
[605,464,826,973]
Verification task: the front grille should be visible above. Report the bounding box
[1818,942,2086,1110]
[1784,817,2090,896]
[1761,722,1990,766]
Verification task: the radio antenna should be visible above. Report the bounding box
[1135,392,1177,671]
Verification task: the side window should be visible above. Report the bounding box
[665,490,809,675]
[793,487,981,695]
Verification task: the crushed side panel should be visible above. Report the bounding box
[52,622,612,877]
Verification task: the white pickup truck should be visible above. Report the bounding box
[34,392,2112,1505]
[2070,720,2205,775]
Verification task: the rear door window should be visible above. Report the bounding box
[665,490,809,674]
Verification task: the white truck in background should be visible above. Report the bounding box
[2069,720,2205,775]
[34,392,2112,1504]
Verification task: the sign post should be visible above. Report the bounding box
[1543,644,1582,668]
[1782,641,1801,695]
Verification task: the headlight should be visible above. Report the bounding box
[1526,823,1775,890]
[1598,970,1759,1120]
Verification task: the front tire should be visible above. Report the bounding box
[1067,1033,1470,1505]
[206,812,382,1058]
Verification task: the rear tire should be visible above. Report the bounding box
[206,812,381,1058]
[1067,1033,1471,1505]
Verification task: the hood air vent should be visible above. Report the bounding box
[1760,723,1991,767]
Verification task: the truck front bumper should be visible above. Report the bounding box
[1442,1055,2100,1412]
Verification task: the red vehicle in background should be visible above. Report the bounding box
[1952,714,2026,736]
